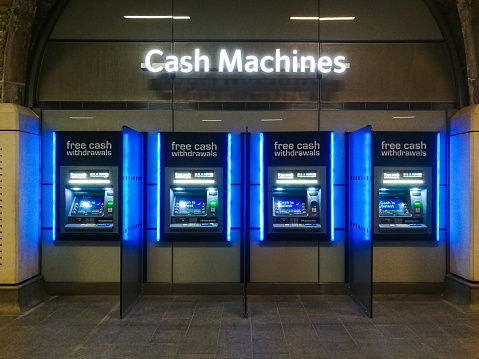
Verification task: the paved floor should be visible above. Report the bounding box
[0,294,479,358]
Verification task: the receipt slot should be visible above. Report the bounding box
[60,167,119,235]
[372,132,439,241]
[259,132,332,241]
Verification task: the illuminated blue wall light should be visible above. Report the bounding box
[227,133,232,242]
[259,133,264,241]
[436,132,440,242]
[122,131,129,241]
[52,131,56,241]
[157,132,161,241]
[330,132,335,241]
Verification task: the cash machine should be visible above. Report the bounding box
[60,167,118,236]
[261,132,332,241]
[372,132,438,241]
[166,168,222,232]
[268,167,326,234]
[55,131,122,241]
[161,132,231,241]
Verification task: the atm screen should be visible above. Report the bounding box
[379,198,409,217]
[176,198,204,215]
[274,198,304,215]
[74,198,104,215]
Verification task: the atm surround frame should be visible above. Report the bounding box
[54,131,123,242]
[159,132,231,242]
[371,131,439,242]
[260,131,332,242]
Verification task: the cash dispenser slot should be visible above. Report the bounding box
[378,170,427,231]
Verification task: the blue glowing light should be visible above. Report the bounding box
[52,131,56,241]
[365,131,372,242]
[259,133,264,241]
[227,133,232,242]
[122,131,129,241]
[157,132,161,241]
[436,132,440,242]
[330,132,335,241]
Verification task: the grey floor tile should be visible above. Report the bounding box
[215,343,252,359]
[151,328,187,343]
[252,337,289,354]
[4,294,479,359]
[375,324,416,339]
[309,314,343,325]
[314,324,352,339]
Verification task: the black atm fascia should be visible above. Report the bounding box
[374,167,432,239]
[55,131,123,241]
[371,131,438,241]
[262,131,331,241]
[267,166,327,240]
[164,167,223,239]
[60,166,119,238]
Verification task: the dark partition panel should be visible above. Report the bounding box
[348,126,373,318]
[120,126,145,318]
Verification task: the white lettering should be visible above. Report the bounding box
[219,49,243,72]
[333,56,347,73]
[145,49,164,72]
[195,48,209,72]
[180,55,193,73]
[143,49,349,75]
[300,56,316,73]
[318,56,332,73]
[165,55,179,72]
[260,55,274,73]
[245,55,259,72]
[275,49,290,72]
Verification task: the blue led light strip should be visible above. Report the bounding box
[123,131,129,241]
[52,132,56,241]
[227,133,232,242]
[259,133,264,241]
[436,132,440,241]
[330,132,335,241]
[157,132,161,241]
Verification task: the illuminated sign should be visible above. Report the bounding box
[143,48,348,74]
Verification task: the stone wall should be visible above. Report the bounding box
[457,0,479,105]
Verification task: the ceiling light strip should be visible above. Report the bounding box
[124,15,190,19]
[290,16,355,21]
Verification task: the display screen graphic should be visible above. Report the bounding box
[179,199,203,209]
[175,198,205,215]
[379,198,409,216]
[274,198,304,215]
[75,198,104,215]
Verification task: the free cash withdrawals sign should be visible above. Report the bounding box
[372,132,436,167]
